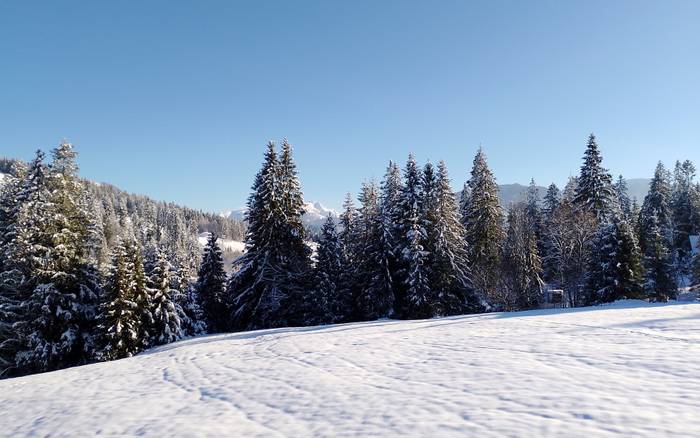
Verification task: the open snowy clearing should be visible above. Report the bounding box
[2,301,700,437]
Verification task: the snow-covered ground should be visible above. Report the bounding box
[2,301,700,437]
[197,232,246,253]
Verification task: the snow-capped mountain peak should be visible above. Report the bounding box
[223,201,338,228]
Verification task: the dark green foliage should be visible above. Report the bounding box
[461,149,505,305]
[228,141,311,331]
[586,216,644,304]
[195,234,228,332]
[573,134,615,220]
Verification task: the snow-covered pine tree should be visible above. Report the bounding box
[585,215,644,305]
[572,134,615,220]
[373,161,402,312]
[337,192,359,319]
[638,162,677,299]
[525,179,545,264]
[97,239,142,360]
[543,183,561,220]
[499,204,543,311]
[147,247,182,345]
[670,160,696,283]
[309,217,344,324]
[279,139,312,272]
[461,148,505,304]
[228,141,311,330]
[195,233,228,332]
[642,213,677,302]
[0,160,28,375]
[540,183,561,283]
[13,143,101,374]
[428,161,476,316]
[459,181,471,224]
[393,155,432,319]
[175,268,207,337]
[339,192,358,265]
[354,179,397,320]
[614,175,633,221]
[127,240,152,350]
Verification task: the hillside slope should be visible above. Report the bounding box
[2,302,699,437]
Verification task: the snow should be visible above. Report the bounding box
[225,201,338,228]
[0,172,6,185]
[197,232,245,253]
[2,301,700,437]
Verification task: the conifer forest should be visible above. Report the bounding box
[1,134,699,378]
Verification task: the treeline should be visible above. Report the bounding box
[2,135,700,378]
[201,135,700,335]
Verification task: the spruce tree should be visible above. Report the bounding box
[13,143,101,374]
[310,217,344,324]
[195,234,228,332]
[614,175,633,221]
[639,162,677,299]
[394,155,431,318]
[573,134,614,220]
[228,141,311,330]
[642,213,677,302]
[0,161,28,375]
[337,192,359,320]
[671,160,696,281]
[428,161,476,315]
[147,248,182,345]
[541,183,561,283]
[355,180,396,320]
[585,215,644,304]
[461,148,505,304]
[98,240,143,360]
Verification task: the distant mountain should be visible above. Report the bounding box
[496,178,651,207]
[224,201,339,229]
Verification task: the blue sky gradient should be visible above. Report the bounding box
[1,1,698,211]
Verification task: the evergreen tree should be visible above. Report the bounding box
[195,234,228,332]
[671,160,696,282]
[147,248,182,345]
[337,192,359,320]
[642,214,678,302]
[614,175,632,221]
[0,161,28,375]
[175,270,207,337]
[13,143,101,374]
[461,148,505,304]
[639,162,677,300]
[98,240,144,360]
[310,217,345,324]
[585,215,644,304]
[541,183,560,283]
[428,161,476,315]
[228,141,311,330]
[355,180,395,320]
[573,134,614,220]
[392,156,431,318]
[639,162,673,253]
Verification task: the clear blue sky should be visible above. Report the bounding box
[1,1,699,211]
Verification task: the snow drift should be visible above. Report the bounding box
[2,301,700,437]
